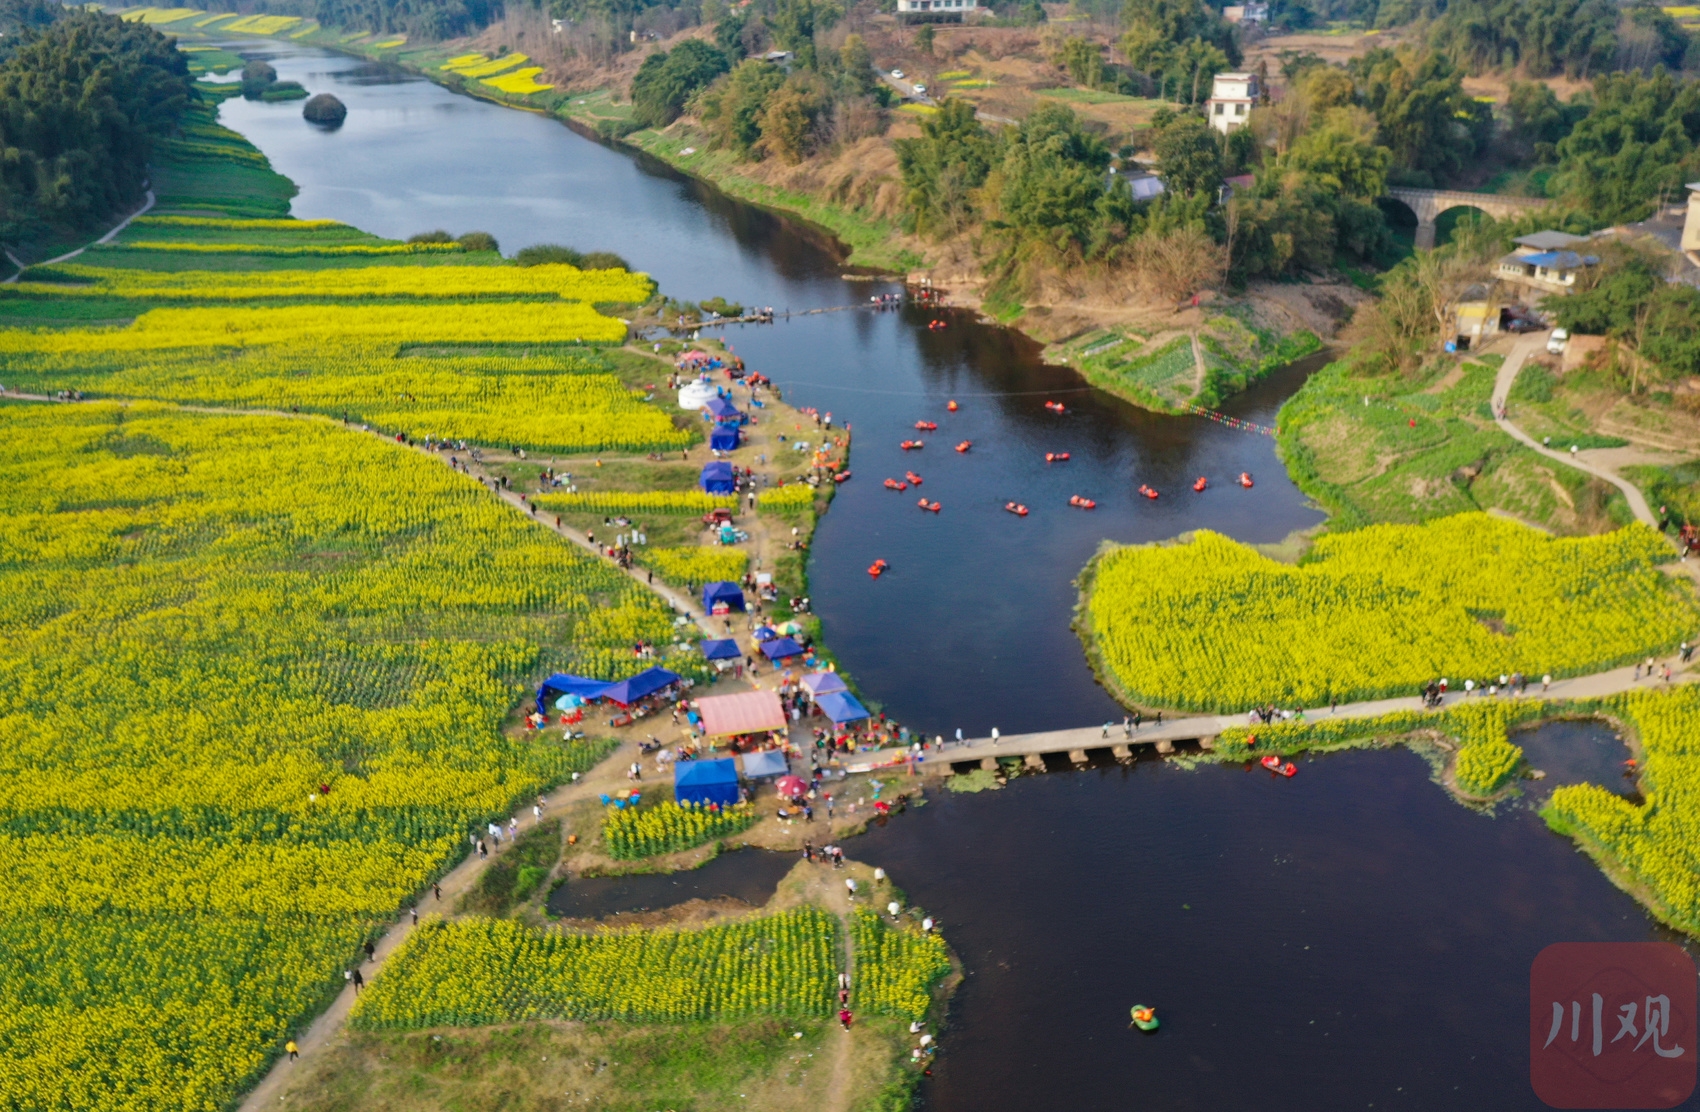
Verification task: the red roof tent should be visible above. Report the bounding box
[697,690,787,738]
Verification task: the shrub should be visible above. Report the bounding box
[408,229,454,244]
[516,243,585,267]
[458,230,499,253]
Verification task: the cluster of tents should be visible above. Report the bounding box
[535,665,681,715]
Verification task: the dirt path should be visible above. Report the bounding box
[1491,335,1658,528]
[1,190,155,284]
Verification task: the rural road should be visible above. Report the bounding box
[1,189,155,284]
[1491,334,1658,528]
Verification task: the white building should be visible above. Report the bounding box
[1205,72,1260,135]
[896,0,979,20]
[1223,3,1269,22]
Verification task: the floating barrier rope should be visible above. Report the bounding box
[1184,404,1275,436]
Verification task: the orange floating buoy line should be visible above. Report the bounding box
[916,498,941,513]
[1238,472,1254,488]
[883,478,908,491]
[833,470,851,483]
[1044,401,1066,414]
[914,421,937,431]
[1068,495,1097,510]
[906,471,923,485]
[901,439,924,451]
[868,558,889,578]
[947,400,959,411]
[1045,452,1070,463]
[955,441,972,453]
[928,319,947,330]
[1193,476,1208,492]
[1005,502,1029,516]
[1139,484,1159,500]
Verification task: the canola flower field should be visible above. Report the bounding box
[1083,514,1697,711]
[1546,687,1700,934]
[0,400,687,1109]
[636,546,750,588]
[15,262,650,303]
[848,910,952,1023]
[602,799,758,859]
[350,909,840,1028]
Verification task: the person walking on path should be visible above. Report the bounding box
[352,970,364,994]
[433,883,441,901]
[991,727,999,746]
[363,940,375,963]
[286,1040,298,1062]
[839,1008,854,1030]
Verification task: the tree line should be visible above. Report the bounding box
[0,9,195,246]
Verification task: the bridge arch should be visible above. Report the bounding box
[1383,188,1550,249]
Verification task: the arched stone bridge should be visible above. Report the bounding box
[1384,188,1552,249]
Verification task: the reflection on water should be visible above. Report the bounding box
[546,849,797,919]
[1517,718,1641,802]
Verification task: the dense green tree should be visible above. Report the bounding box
[1277,107,1390,199]
[989,103,1128,260]
[1349,46,1486,179]
[630,39,730,128]
[1553,250,1700,387]
[763,0,838,68]
[1121,0,1239,64]
[1552,69,1700,223]
[311,0,505,40]
[1154,114,1222,196]
[894,98,996,236]
[0,11,193,241]
[1427,0,1617,78]
[696,58,787,157]
[1504,80,1590,153]
[1055,36,1105,89]
[755,72,830,162]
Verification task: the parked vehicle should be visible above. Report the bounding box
[1547,328,1569,355]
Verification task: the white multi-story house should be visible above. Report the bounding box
[896,0,979,20]
[1204,72,1260,134]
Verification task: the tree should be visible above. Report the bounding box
[1552,70,1700,223]
[894,97,995,236]
[915,23,934,58]
[1155,114,1221,197]
[764,0,839,68]
[0,10,193,239]
[696,59,786,157]
[630,39,730,129]
[1428,0,1617,78]
[1277,107,1390,199]
[1055,36,1104,89]
[1553,246,1700,390]
[755,74,829,162]
[989,103,1121,261]
[1349,47,1484,179]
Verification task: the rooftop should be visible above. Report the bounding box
[1513,230,1588,251]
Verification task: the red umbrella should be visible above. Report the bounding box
[776,775,808,799]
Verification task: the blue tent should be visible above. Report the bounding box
[536,672,611,713]
[761,636,805,660]
[752,626,778,642]
[703,581,745,613]
[801,671,848,697]
[710,425,741,451]
[740,749,790,778]
[815,690,871,724]
[600,666,681,706]
[700,461,736,494]
[674,757,741,808]
[705,395,741,422]
[700,638,743,661]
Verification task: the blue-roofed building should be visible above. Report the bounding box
[1497,231,1598,294]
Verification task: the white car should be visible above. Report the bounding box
[1547,328,1569,355]
[913,83,927,95]
[891,69,905,80]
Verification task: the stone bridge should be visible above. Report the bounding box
[1384,188,1552,249]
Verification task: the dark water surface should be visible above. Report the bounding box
[545,848,796,918]
[204,46,1687,1110]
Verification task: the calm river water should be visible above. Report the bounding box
[210,44,1689,1110]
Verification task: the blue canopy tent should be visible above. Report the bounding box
[700,461,736,494]
[709,425,741,451]
[536,672,612,713]
[752,626,778,642]
[704,395,742,423]
[740,749,790,778]
[815,690,871,724]
[600,666,681,707]
[700,638,743,661]
[703,581,746,613]
[761,636,805,660]
[674,758,741,808]
[801,671,847,698]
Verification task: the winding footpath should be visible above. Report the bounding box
[1,190,155,283]
[1490,334,1658,528]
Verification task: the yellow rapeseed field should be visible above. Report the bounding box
[1085,514,1697,710]
[0,401,685,1109]
[16,263,653,303]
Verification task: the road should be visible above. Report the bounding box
[1491,334,1658,528]
[2,189,155,284]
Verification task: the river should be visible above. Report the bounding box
[209,42,1687,1110]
